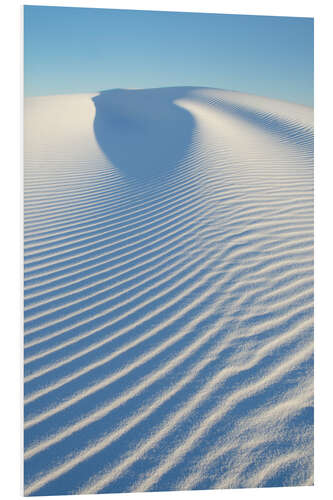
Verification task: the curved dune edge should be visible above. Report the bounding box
[24,87,313,495]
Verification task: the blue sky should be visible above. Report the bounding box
[24,6,314,106]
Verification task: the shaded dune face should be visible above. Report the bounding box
[92,88,195,179]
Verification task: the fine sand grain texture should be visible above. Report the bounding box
[24,87,313,495]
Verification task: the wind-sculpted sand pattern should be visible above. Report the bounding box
[24,87,313,495]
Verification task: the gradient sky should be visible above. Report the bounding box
[24,5,314,106]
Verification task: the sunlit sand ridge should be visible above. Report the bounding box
[24,87,313,495]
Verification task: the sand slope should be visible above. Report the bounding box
[24,87,313,495]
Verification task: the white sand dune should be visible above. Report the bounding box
[24,87,313,495]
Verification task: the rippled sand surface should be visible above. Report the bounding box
[24,87,314,495]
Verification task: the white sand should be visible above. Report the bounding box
[24,87,313,495]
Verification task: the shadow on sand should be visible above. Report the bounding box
[92,88,196,180]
